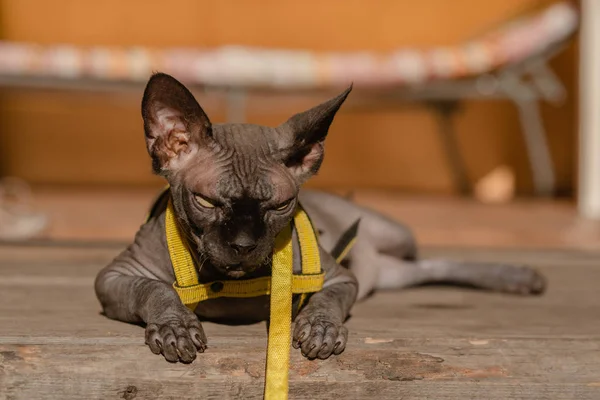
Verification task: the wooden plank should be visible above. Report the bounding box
[1,0,546,49]
[11,187,600,249]
[2,378,597,400]
[2,339,600,399]
[2,271,600,338]
[2,246,600,398]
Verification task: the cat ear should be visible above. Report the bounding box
[279,85,352,182]
[141,73,212,175]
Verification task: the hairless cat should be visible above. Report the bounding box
[95,73,545,364]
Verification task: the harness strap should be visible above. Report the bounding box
[330,218,360,264]
[174,274,325,303]
[166,198,325,310]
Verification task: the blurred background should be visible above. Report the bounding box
[0,0,595,250]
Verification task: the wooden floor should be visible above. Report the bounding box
[1,244,600,399]
[2,188,600,399]
[22,186,600,250]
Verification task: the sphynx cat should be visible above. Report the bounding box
[95,73,545,364]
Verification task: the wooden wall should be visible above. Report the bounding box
[0,0,578,195]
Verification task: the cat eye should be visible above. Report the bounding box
[194,193,217,209]
[274,198,294,212]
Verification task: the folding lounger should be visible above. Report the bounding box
[0,1,578,196]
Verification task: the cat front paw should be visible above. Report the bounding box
[145,311,207,363]
[292,314,348,360]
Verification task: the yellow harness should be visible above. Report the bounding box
[146,187,355,400]
[166,199,325,310]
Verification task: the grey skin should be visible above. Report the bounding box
[95,73,546,364]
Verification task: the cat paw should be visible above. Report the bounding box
[145,312,207,363]
[292,315,348,360]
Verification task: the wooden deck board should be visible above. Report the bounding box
[1,245,600,399]
[24,186,600,251]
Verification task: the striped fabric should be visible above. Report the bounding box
[0,2,578,89]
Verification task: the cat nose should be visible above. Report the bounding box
[230,237,257,254]
[231,243,257,254]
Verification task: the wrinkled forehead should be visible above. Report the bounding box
[215,172,274,201]
[212,123,281,156]
[206,123,296,201]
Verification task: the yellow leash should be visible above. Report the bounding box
[265,223,293,398]
[163,196,325,400]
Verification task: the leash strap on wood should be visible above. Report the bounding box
[264,223,294,399]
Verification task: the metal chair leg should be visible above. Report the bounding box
[430,101,471,195]
[499,68,557,197]
[512,97,555,197]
